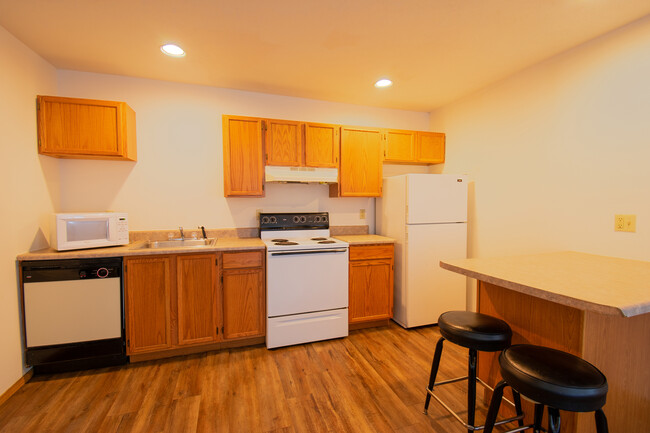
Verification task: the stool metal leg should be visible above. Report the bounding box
[483,380,507,433]
[512,390,524,427]
[467,348,477,433]
[595,409,609,433]
[533,403,545,433]
[548,407,561,433]
[423,337,445,414]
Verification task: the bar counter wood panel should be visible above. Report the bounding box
[441,252,650,433]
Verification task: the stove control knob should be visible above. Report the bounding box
[314,216,321,223]
[96,267,109,278]
[261,216,270,224]
[270,216,277,224]
[299,216,307,223]
[293,216,300,223]
[322,215,328,223]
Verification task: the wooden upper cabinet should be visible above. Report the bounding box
[37,95,137,161]
[416,131,445,164]
[176,254,219,346]
[334,126,383,197]
[304,122,340,168]
[124,256,173,355]
[264,119,302,166]
[222,115,265,197]
[383,129,416,163]
[265,120,340,168]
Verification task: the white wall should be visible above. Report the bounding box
[0,26,57,394]
[55,72,430,233]
[430,15,650,262]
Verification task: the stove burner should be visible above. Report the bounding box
[275,241,299,246]
[271,238,289,242]
[318,240,336,244]
[311,237,328,241]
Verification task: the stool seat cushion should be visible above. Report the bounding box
[499,345,608,412]
[438,311,512,352]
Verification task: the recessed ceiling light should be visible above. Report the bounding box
[160,44,185,57]
[375,78,393,88]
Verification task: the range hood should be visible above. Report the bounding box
[265,166,338,184]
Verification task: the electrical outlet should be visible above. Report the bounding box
[359,209,366,219]
[614,214,636,232]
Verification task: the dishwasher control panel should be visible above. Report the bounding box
[22,258,122,283]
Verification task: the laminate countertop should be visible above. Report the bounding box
[17,237,265,261]
[441,251,650,317]
[333,235,394,245]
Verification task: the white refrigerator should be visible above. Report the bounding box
[376,174,468,328]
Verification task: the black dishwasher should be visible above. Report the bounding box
[21,257,127,373]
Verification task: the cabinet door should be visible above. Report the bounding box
[383,129,416,162]
[176,254,219,346]
[37,95,136,161]
[416,131,445,163]
[222,115,265,197]
[304,123,340,168]
[222,268,265,340]
[124,256,173,354]
[349,259,393,323]
[338,126,383,197]
[265,119,302,166]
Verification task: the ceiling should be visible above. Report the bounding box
[1,1,649,112]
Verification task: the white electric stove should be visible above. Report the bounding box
[260,212,349,349]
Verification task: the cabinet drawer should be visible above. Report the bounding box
[222,251,263,269]
[349,244,394,261]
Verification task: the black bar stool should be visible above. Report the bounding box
[424,311,524,432]
[483,344,609,433]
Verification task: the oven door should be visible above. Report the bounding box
[266,248,349,317]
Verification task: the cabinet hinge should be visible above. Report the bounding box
[221,326,224,334]
[216,327,219,335]
[221,275,224,284]
[126,339,130,348]
[215,258,218,266]
[36,99,40,111]
[265,153,268,162]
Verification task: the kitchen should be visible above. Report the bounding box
[2,1,650,432]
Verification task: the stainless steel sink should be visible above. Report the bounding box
[133,238,217,249]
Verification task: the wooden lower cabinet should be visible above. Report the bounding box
[125,250,265,359]
[222,251,265,340]
[176,254,219,346]
[124,256,173,354]
[348,244,394,328]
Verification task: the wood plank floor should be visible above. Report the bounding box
[0,322,509,432]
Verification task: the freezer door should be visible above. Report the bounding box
[398,222,467,328]
[407,174,468,224]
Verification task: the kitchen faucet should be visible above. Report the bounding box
[199,226,207,239]
[179,227,185,240]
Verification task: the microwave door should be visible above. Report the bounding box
[65,219,109,242]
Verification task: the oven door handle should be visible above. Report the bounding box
[270,248,348,256]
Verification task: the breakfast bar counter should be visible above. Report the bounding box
[441,251,650,433]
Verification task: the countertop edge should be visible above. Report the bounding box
[439,260,630,317]
[17,239,266,261]
[333,235,395,245]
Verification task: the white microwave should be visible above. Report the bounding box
[51,212,129,251]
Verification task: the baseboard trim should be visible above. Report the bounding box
[0,369,33,407]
